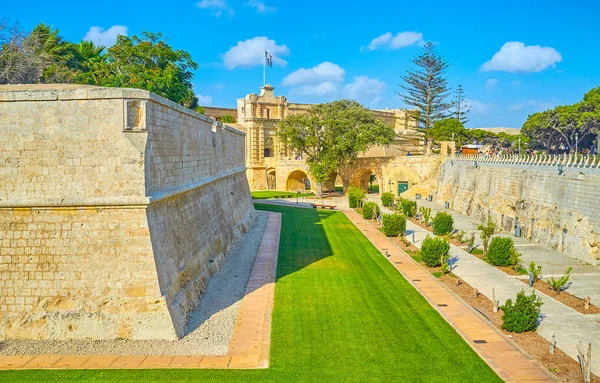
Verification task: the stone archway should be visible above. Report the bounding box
[350,168,381,194]
[266,168,276,190]
[286,170,310,191]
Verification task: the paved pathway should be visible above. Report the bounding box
[400,203,600,377]
[342,208,556,382]
[0,212,281,371]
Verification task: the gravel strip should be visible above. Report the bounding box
[0,211,269,356]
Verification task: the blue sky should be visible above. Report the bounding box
[4,0,600,128]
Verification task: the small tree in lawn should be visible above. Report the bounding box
[478,218,496,257]
[398,41,452,130]
[278,100,395,196]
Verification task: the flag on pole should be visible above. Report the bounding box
[265,50,273,67]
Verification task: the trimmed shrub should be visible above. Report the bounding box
[487,237,519,266]
[381,192,394,207]
[382,213,406,237]
[348,187,366,208]
[432,212,454,236]
[362,202,380,220]
[400,199,417,217]
[500,289,543,333]
[420,235,450,267]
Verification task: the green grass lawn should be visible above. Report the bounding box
[1,205,500,382]
[251,190,314,199]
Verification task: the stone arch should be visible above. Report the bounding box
[266,168,276,190]
[350,168,381,194]
[286,170,310,191]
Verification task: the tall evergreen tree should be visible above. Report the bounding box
[452,84,471,125]
[398,41,452,129]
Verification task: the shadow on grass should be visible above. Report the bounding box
[254,203,334,282]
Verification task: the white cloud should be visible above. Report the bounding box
[485,79,498,91]
[83,25,128,47]
[366,31,423,50]
[468,99,494,114]
[196,94,213,105]
[223,36,289,69]
[508,99,557,112]
[290,82,339,97]
[245,0,276,13]
[282,62,345,86]
[481,41,562,73]
[196,0,234,18]
[343,76,386,105]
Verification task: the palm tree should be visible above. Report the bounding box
[73,40,105,84]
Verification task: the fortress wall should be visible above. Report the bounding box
[0,85,255,340]
[437,159,600,264]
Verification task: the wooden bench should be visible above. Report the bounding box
[311,203,337,210]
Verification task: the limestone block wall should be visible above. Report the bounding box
[0,84,255,340]
[437,157,600,264]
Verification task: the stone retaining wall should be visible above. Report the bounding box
[437,156,600,265]
[0,85,256,340]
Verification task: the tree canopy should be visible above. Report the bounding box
[427,119,469,145]
[426,118,529,153]
[277,100,395,184]
[398,41,452,129]
[0,20,198,108]
[522,86,600,152]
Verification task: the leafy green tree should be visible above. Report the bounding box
[195,106,206,115]
[0,21,76,84]
[89,32,199,108]
[398,41,452,129]
[73,40,105,84]
[427,118,469,145]
[522,86,600,152]
[277,100,395,191]
[451,84,471,125]
[221,114,236,123]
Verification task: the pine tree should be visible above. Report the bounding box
[398,42,452,129]
[452,84,471,125]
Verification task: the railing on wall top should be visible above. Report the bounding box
[448,153,600,170]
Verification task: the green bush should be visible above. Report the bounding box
[382,213,406,237]
[500,289,543,333]
[362,202,380,220]
[348,187,366,208]
[420,235,450,267]
[487,237,520,267]
[432,212,454,236]
[400,199,417,217]
[381,192,394,207]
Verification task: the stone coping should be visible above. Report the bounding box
[0,211,281,370]
[342,209,557,383]
[0,84,244,136]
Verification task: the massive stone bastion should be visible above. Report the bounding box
[0,84,256,340]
